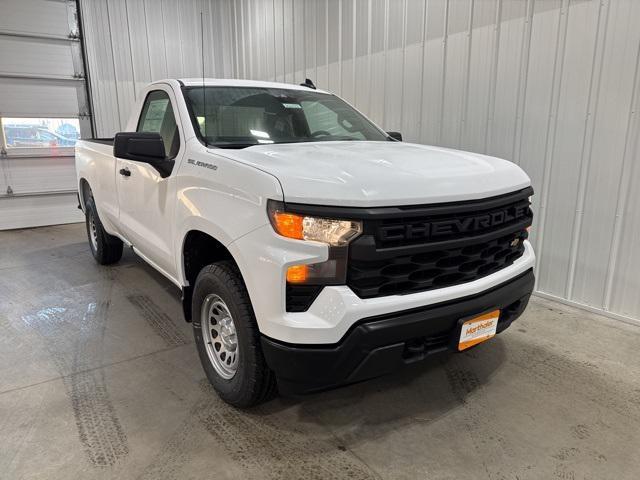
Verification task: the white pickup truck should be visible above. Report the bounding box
[76,78,535,407]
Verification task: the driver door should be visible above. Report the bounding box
[116,87,182,279]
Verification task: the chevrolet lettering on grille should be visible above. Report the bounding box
[378,204,530,242]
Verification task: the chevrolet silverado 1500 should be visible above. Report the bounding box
[75,79,535,407]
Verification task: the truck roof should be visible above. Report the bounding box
[173,78,330,94]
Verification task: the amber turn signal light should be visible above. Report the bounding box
[272,212,304,240]
[286,264,308,283]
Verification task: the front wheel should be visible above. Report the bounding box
[192,261,276,408]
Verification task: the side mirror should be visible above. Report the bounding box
[387,131,402,141]
[114,132,172,177]
[114,132,165,161]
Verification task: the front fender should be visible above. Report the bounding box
[173,181,282,285]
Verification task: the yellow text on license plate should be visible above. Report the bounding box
[458,310,500,351]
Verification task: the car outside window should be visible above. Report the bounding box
[1,117,80,150]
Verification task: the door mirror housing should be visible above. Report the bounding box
[114,132,165,160]
[113,132,173,177]
[387,131,402,141]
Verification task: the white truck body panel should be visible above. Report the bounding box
[216,141,531,207]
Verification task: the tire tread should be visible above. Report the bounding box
[195,261,276,407]
[85,193,123,265]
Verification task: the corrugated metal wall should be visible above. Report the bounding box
[79,0,237,137]
[229,0,640,323]
[81,0,640,324]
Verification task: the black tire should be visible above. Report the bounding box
[84,191,123,265]
[192,261,276,408]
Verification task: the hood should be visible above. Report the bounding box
[213,141,531,207]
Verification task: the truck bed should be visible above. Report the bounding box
[84,138,114,146]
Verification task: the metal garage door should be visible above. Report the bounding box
[0,0,89,229]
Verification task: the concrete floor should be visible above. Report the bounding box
[1,224,639,480]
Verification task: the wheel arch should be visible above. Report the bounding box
[179,228,239,322]
[78,177,91,212]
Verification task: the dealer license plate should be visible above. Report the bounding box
[458,310,500,351]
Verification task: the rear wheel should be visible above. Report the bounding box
[84,190,123,265]
[192,261,276,407]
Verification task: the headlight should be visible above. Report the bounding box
[267,201,362,246]
[267,200,361,285]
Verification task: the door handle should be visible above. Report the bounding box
[119,168,131,177]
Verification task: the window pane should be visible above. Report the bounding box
[2,118,80,149]
[139,97,170,132]
[184,87,387,148]
[137,91,180,158]
[302,101,366,140]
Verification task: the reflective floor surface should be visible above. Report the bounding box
[1,223,639,479]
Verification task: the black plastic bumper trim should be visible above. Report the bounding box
[261,268,534,394]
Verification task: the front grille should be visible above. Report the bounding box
[349,230,527,298]
[347,188,533,299]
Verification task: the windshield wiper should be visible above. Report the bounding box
[210,137,363,148]
[309,136,361,142]
[211,142,258,149]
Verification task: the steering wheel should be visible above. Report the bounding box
[310,130,332,138]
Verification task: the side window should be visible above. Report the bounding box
[137,90,180,159]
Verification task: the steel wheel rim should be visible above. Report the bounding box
[201,294,239,379]
[89,212,98,252]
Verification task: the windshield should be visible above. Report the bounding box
[183,86,388,148]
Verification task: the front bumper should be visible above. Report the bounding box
[229,223,536,345]
[261,268,534,395]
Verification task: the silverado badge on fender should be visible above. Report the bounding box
[187,158,217,170]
